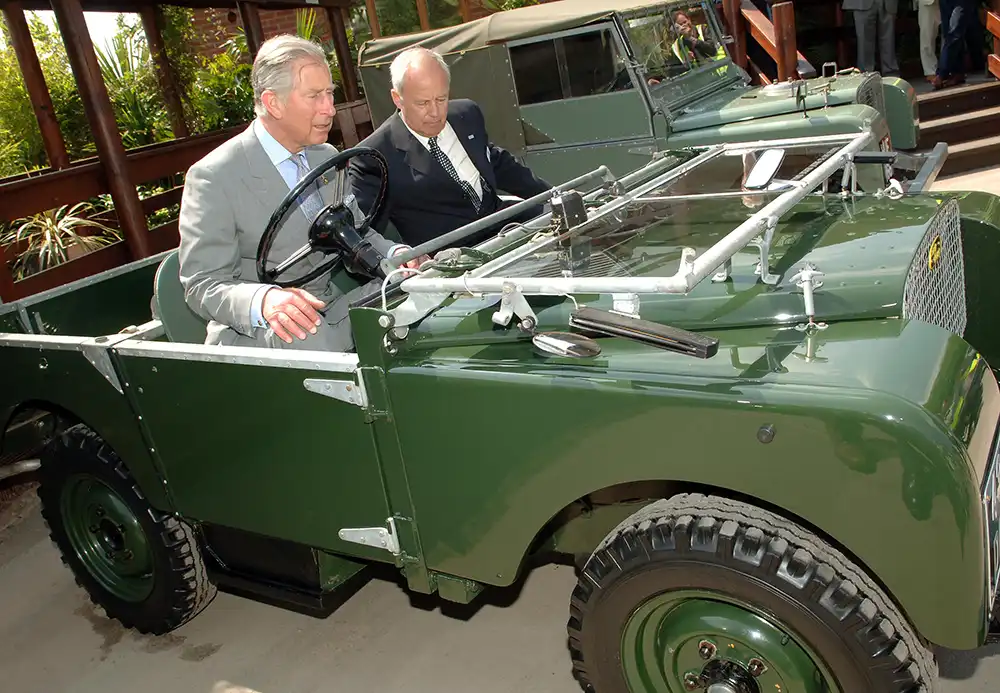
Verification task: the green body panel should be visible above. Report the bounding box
[12,252,165,337]
[111,353,393,563]
[0,345,171,511]
[0,307,25,334]
[520,90,653,145]
[380,317,994,649]
[882,76,920,150]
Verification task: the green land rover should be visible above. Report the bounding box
[0,130,996,692]
[356,0,923,191]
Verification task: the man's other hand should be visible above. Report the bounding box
[262,287,325,343]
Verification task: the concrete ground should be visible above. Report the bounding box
[0,162,999,693]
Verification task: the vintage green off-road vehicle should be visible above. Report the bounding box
[357,0,923,189]
[0,130,997,692]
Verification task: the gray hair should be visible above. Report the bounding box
[252,34,330,117]
[389,46,450,95]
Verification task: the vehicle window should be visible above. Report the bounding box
[510,28,633,106]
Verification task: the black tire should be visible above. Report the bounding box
[568,493,938,692]
[37,423,216,634]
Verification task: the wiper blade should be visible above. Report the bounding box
[569,307,719,358]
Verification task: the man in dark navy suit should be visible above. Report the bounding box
[348,47,552,250]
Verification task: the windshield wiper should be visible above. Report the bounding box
[569,306,719,358]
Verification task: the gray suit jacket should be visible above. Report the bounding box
[177,123,395,349]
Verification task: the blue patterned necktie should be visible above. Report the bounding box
[429,135,481,212]
[292,152,325,221]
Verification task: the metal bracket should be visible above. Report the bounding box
[303,375,368,408]
[492,281,538,331]
[712,258,733,283]
[790,263,828,331]
[750,216,780,285]
[611,292,640,317]
[338,516,400,555]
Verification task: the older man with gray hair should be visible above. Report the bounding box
[349,46,552,248]
[177,34,413,350]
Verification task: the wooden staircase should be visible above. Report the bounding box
[916,80,1000,176]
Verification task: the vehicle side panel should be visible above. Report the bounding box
[112,353,394,563]
[0,344,171,510]
[951,191,1000,375]
[9,252,165,338]
[385,319,993,650]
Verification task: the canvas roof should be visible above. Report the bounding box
[357,0,678,65]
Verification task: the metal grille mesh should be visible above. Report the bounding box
[856,73,886,118]
[902,197,967,336]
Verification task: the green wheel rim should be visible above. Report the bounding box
[620,589,841,692]
[60,473,155,602]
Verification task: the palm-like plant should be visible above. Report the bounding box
[2,202,122,280]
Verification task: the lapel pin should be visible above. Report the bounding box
[468,134,475,139]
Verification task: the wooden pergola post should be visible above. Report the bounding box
[771,1,798,82]
[49,0,152,259]
[140,5,190,139]
[721,0,747,70]
[326,5,360,101]
[238,0,264,59]
[415,0,430,31]
[2,1,70,170]
[364,0,381,38]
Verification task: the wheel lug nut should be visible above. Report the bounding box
[698,639,717,660]
[683,672,701,690]
[748,658,767,677]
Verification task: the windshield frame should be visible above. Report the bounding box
[393,130,876,307]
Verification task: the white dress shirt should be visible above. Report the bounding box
[400,117,483,198]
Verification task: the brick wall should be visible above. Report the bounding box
[187,7,334,60]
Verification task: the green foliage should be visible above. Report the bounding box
[191,51,254,132]
[1,202,122,280]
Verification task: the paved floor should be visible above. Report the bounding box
[1,494,998,693]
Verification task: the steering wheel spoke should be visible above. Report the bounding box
[256,146,390,288]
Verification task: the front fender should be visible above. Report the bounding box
[0,334,171,512]
[389,318,994,650]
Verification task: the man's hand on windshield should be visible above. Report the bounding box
[391,246,432,275]
[262,287,325,343]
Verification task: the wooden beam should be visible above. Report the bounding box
[238,1,264,59]
[415,0,430,31]
[17,0,358,11]
[771,2,797,82]
[49,0,152,260]
[458,0,471,23]
[2,1,71,169]
[721,0,747,69]
[326,6,360,101]
[140,5,190,139]
[364,0,381,38]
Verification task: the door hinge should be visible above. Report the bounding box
[339,517,400,555]
[303,376,368,408]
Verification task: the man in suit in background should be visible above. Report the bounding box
[842,0,899,76]
[178,35,416,351]
[348,47,552,250]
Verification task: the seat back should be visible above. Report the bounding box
[153,250,208,343]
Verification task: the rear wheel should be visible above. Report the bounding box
[567,493,937,692]
[38,423,216,633]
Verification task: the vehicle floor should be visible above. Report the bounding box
[0,503,997,693]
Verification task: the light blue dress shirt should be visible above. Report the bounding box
[248,119,405,329]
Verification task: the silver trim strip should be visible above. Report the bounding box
[111,338,360,374]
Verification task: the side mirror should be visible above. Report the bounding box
[743,148,786,190]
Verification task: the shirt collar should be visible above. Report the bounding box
[253,117,302,167]
[400,114,450,148]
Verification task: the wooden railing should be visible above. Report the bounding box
[988,5,1000,79]
[0,102,374,304]
[721,0,816,84]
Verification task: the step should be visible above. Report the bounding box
[937,133,1000,176]
[918,104,1000,149]
[917,80,1000,121]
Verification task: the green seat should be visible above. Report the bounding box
[153,250,208,344]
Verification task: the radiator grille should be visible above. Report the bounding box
[856,73,886,118]
[902,197,967,336]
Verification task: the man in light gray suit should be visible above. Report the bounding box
[843,0,899,76]
[178,34,420,351]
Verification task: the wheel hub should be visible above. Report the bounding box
[620,591,838,693]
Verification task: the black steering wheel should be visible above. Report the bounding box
[255,146,389,287]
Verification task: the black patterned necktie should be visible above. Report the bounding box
[428,135,481,212]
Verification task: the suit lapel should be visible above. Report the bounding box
[390,113,446,183]
[240,126,294,214]
[306,146,340,208]
[448,107,494,188]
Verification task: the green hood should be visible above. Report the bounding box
[408,194,963,346]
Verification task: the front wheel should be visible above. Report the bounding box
[567,493,937,692]
[37,423,216,634]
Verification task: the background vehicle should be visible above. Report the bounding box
[357,0,921,191]
[0,131,996,692]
